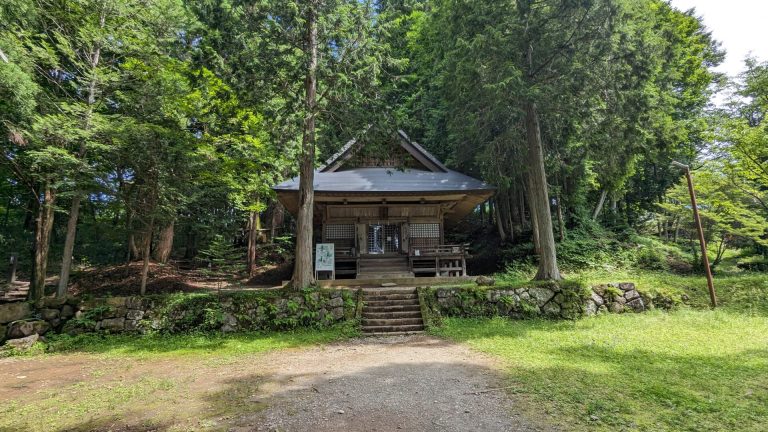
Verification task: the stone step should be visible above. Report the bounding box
[363,330,425,337]
[363,289,417,295]
[363,304,421,313]
[364,299,419,307]
[362,318,423,327]
[362,293,418,301]
[362,311,423,319]
[362,324,425,333]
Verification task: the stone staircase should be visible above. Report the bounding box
[362,288,424,336]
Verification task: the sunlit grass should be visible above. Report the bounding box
[433,311,768,431]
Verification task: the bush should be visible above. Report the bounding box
[634,246,669,271]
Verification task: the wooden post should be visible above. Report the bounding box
[8,253,17,284]
[672,161,717,307]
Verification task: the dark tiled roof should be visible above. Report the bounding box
[273,167,494,193]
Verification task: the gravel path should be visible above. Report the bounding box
[232,334,550,432]
[1,334,554,431]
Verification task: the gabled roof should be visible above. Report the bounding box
[320,129,448,173]
[273,167,493,194]
[273,129,495,224]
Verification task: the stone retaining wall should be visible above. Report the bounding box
[0,289,358,346]
[423,282,667,322]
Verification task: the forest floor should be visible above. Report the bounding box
[0,331,549,432]
[0,261,292,300]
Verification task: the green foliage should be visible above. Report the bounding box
[135,289,356,334]
[198,234,241,269]
[635,246,669,271]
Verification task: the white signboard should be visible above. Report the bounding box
[315,243,335,274]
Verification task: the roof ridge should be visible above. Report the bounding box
[396,130,448,172]
[319,127,448,173]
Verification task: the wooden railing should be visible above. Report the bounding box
[327,244,469,278]
[409,244,467,257]
[408,244,468,277]
[335,246,356,257]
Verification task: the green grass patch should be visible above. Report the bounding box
[432,311,768,431]
[19,323,358,360]
[0,377,179,431]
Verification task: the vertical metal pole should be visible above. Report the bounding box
[683,167,717,308]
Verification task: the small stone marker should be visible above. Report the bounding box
[381,282,398,287]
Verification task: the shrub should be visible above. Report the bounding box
[635,246,669,271]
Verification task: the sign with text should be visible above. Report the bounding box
[315,243,335,272]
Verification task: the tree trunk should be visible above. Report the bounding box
[526,174,541,254]
[290,1,319,290]
[57,17,104,296]
[29,185,55,301]
[510,186,522,235]
[518,186,528,228]
[56,196,81,297]
[247,211,259,275]
[673,217,680,243]
[499,192,514,242]
[493,199,507,242]
[139,215,155,296]
[524,100,560,280]
[592,189,608,221]
[270,201,285,243]
[556,194,566,242]
[130,232,142,261]
[154,220,174,263]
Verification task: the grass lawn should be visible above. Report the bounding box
[432,310,768,431]
[0,326,355,431]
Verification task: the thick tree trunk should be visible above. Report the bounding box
[154,220,174,263]
[29,185,55,301]
[56,196,81,297]
[290,1,319,290]
[247,211,259,275]
[524,100,560,280]
[592,189,608,221]
[526,174,541,254]
[139,215,155,296]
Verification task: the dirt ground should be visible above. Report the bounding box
[0,335,554,432]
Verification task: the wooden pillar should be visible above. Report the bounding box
[356,223,367,255]
[401,222,410,254]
